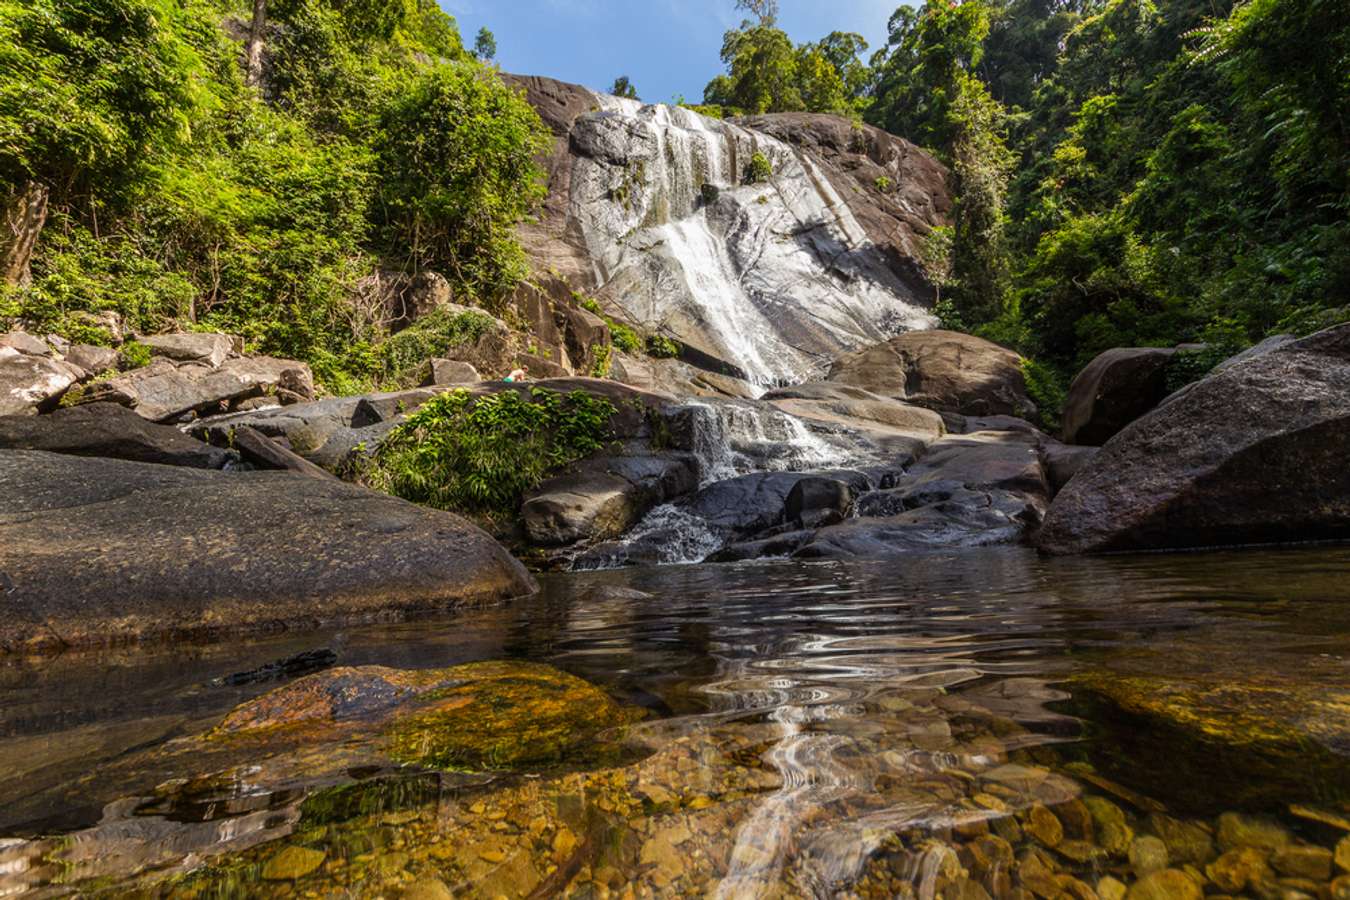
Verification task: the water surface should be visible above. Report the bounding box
[3,546,1350,897]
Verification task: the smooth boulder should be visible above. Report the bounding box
[1061,347,1178,445]
[0,402,234,468]
[0,348,84,415]
[827,330,1034,418]
[0,450,537,652]
[1038,323,1350,554]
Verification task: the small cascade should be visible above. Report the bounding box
[672,399,851,485]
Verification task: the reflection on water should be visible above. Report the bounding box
[2,546,1350,897]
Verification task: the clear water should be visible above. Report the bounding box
[3,546,1350,897]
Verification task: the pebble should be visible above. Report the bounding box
[261,846,327,881]
[1272,844,1334,880]
[1337,835,1350,873]
[1216,812,1292,853]
[1206,847,1274,893]
[1025,805,1064,848]
[1098,875,1128,900]
[1130,836,1169,878]
[402,877,453,900]
[1125,868,1203,900]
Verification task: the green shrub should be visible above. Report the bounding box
[1020,357,1066,434]
[610,322,641,354]
[365,387,617,518]
[590,344,613,378]
[874,176,893,192]
[119,341,152,370]
[745,152,773,184]
[645,334,680,359]
[376,308,497,384]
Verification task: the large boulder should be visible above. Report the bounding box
[0,450,537,653]
[0,346,84,415]
[762,382,947,442]
[1038,323,1350,554]
[140,332,238,368]
[0,402,234,468]
[1061,347,1179,445]
[827,330,1034,418]
[521,454,698,547]
[78,356,315,422]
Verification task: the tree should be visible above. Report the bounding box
[611,75,639,100]
[704,23,801,114]
[245,0,267,88]
[473,26,496,61]
[734,0,778,26]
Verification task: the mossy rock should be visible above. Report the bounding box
[385,660,642,771]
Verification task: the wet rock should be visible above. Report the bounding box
[786,476,853,523]
[828,330,1034,418]
[63,344,119,376]
[1271,845,1333,880]
[421,358,480,386]
[1038,323,1350,554]
[1335,875,1350,900]
[0,402,234,468]
[1061,347,1179,446]
[1024,805,1064,848]
[1130,836,1170,877]
[707,529,815,562]
[140,332,238,368]
[212,648,338,687]
[0,347,83,415]
[1338,835,1350,873]
[384,661,641,770]
[1126,868,1202,900]
[1147,813,1214,865]
[1084,796,1132,856]
[79,355,315,422]
[403,877,454,900]
[1216,813,1292,853]
[521,455,697,547]
[261,845,326,881]
[0,450,536,652]
[1098,875,1128,900]
[1206,847,1274,893]
[763,381,947,442]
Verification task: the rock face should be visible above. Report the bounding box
[1038,323,1350,554]
[0,402,234,468]
[505,75,950,385]
[828,330,1034,418]
[1061,347,1178,445]
[0,450,537,652]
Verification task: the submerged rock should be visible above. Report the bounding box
[1039,323,1350,554]
[0,450,536,653]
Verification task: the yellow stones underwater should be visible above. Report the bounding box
[385,661,644,771]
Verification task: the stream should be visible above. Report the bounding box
[3,545,1350,897]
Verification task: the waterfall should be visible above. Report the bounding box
[569,95,937,389]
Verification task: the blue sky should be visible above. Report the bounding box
[440,0,904,105]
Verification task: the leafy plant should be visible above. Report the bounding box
[376,308,498,384]
[645,334,680,359]
[364,388,618,519]
[744,152,774,185]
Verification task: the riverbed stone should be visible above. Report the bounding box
[261,845,327,881]
[0,450,536,652]
[1148,813,1214,865]
[1130,836,1169,877]
[1039,322,1350,554]
[1271,844,1333,880]
[1126,868,1202,900]
[1216,812,1292,853]
[1206,847,1274,893]
[1338,836,1350,873]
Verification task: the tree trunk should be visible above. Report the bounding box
[244,0,266,89]
[2,181,49,288]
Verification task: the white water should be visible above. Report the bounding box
[570,95,937,387]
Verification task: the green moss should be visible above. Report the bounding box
[645,334,680,359]
[385,661,641,771]
[363,386,617,518]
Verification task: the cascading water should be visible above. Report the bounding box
[569,95,937,389]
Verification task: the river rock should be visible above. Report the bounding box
[78,355,315,422]
[1038,323,1350,554]
[261,845,326,881]
[1206,847,1274,893]
[1271,845,1333,880]
[827,330,1034,418]
[1061,347,1179,445]
[1039,441,1097,496]
[1126,868,1201,900]
[0,450,536,653]
[521,454,698,547]
[140,332,238,368]
[63,343,120,376]
[0,402,234,468]
[0,347,84,415]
